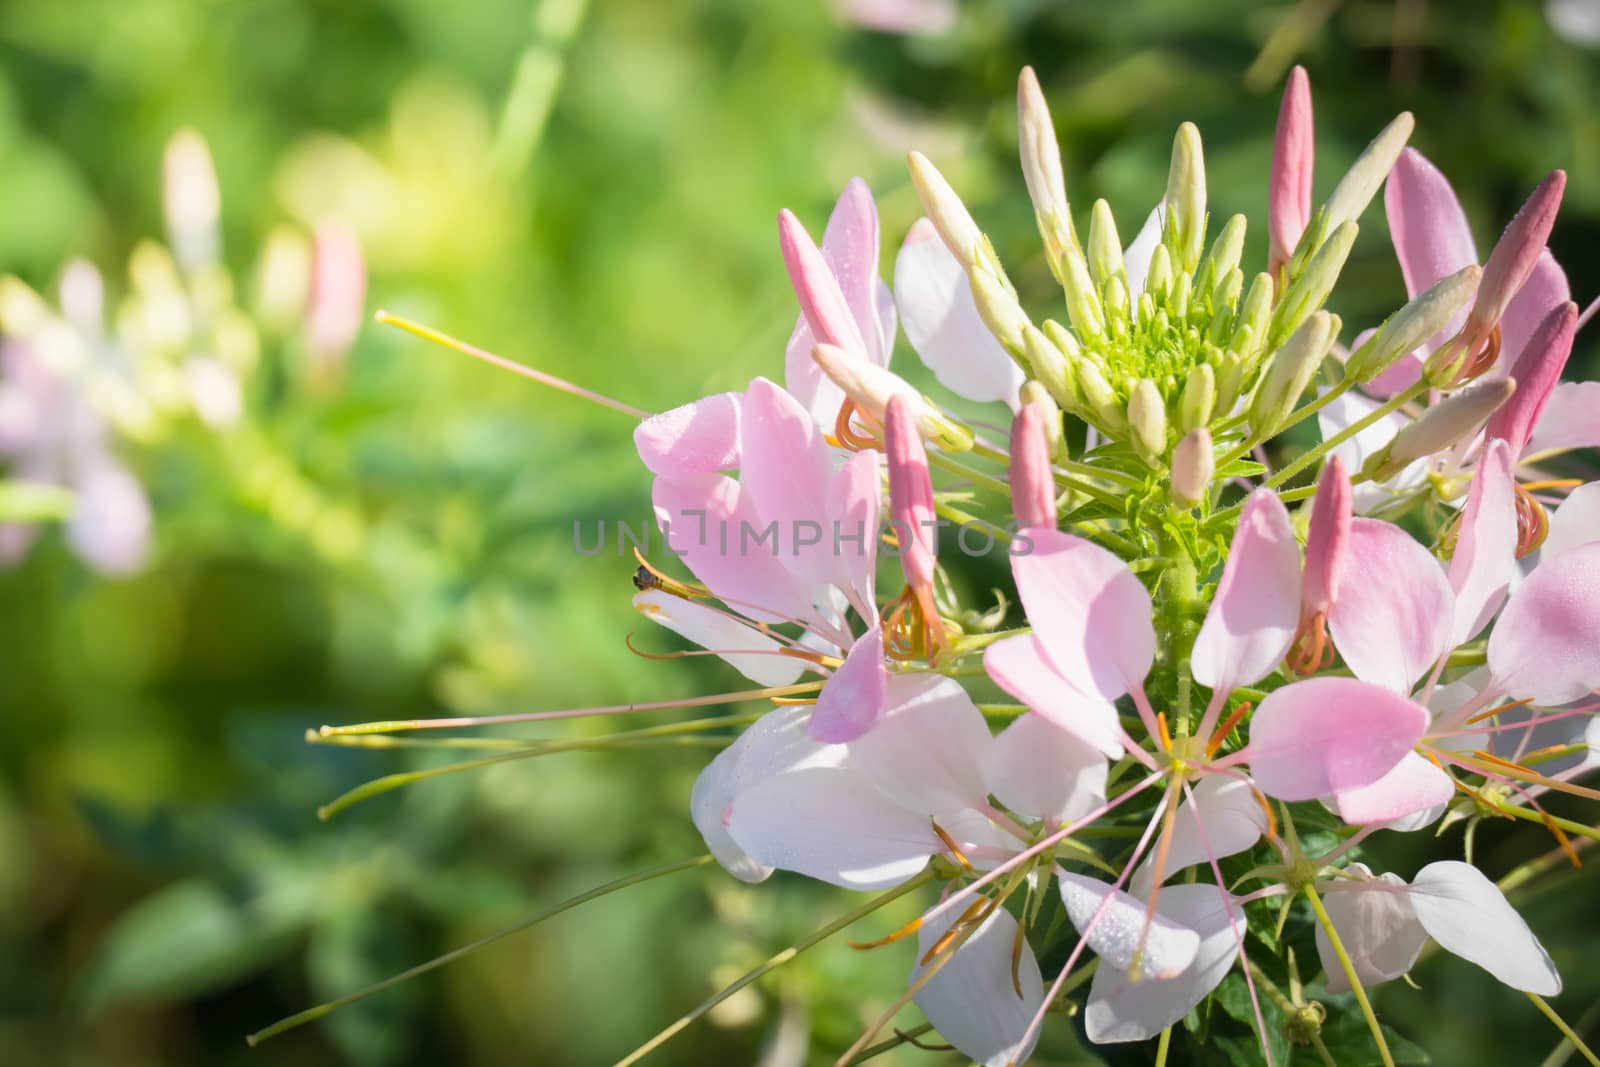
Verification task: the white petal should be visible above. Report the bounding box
[848,674,994,816]
[633,590,807,688]
[1085,884,1244,1043]
[1132,777,1265,896]
[987,713,1107,825]
[1408,860,1561,995]
[1057,872,1200,980]
[912,905,1043,1067]
[1122,203,1166,299]
[1543,481,1600,561]
[1314,867,1426,992]
[1318,390,1424,512]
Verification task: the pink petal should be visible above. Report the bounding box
[1526,381,1600,455]
[1386,148,1480,306]
[893,218,1023,406]
[68,459,151,576]
[1268,65,1314,276]
[1057,873,1201,980]
[739,378,839,587]
[1471,171,1566,334]
[848,674,993,815]
[651,472,813,624]
[1488,540,1600,706]
[984,635,1124,757]
[1327,518,1454,693]
[988,713,1107,824]
[1315,868,1427,992]
[634,393,742,475]
[820,178,890,365]
[1332,751,1456,825]
[1302,455,1352,615]
[885,394,936,589]
[1543,481,1600,560]
[1484,301,1578,458]
[828,448,881,610]
[1085,884,1243,1043]
[809,628,889,743]
[1011,528,1155,703]
[634,589,807,689]
[1192,490,1301,693]
[912,906,1043,1067]
[1448,439,1517,646]
[1409,861,1561,995]
[1245,677,1430,800]
[1008,401,1054,530]
[1495,249,1570,373]
[1134,778,1265,896]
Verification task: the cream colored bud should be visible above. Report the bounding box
[908,151,984,267]
[1019,380,1066,460]
[1164,122,1207,272]
[1250,310,1338,439]
[1145,244,1173,302]
[812,343,973,451]
[1214,351,1245,416]
[1324,112,1414,233]
[1021,325,1077,410]
[1076,359,1125,433]
[1060,245,1105,339]
[969,267,1031,354]
[1272,221,1356,348]
[1178,363,1216,433]
[1201,215,1247,297]
[1018,68,1070,229]
[1351,264,1481,383]
[1171,428,1215,508]
[1363,378,1515,483]
[1128,377,1167,462]
[1230,272,1274,357]
[1087,199,1126,290]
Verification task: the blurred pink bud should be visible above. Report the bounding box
[163,129,221,272]
[1469,171,1566,338]
[1009,402,1055,530]
[305,221,367,370]
[1302,455,1351,616]
[833,0,956,35]
[1268,66,1314,278]
[778,209,870,356]
[885,394,935,590]
[58,259,105,339]
[1484,300,1579,457]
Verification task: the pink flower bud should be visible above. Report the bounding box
[1009,402,1055,530]
[1302,455,1351,617]
[1269,67,1315,279]
[778,209,870,356]
[1484,301,1578,458]
[305,221,367,369]
[1469,171,1566,337]
[885,394,936,589]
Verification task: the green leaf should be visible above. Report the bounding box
[1315,994,1432,1065]
[75,879,300,1012]
[1214,972,1292,1066]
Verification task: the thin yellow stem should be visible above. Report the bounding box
[1530,994,1600,1067]
[1304,884,1394,1067]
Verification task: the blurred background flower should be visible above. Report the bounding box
[0,0,1596,1064]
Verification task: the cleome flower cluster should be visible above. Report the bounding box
[280,66,1600,1066]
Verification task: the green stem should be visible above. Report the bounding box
[1530,994,1600,1067]
[1155,524,1201,726]
[1264,380,1428,489]
[1155,1026,1174,1066]
[246,854,714,1046]
[1310,1032,1342,1067]
[1304,884,1394,1067]
[615,870,937,1067]
[843,1023,937,1064]
[1218,375,1356,471]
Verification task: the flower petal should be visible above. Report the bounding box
[1246,677,1430,800]
[1526,381,1600,456]
[1488,540,1600,705]
[1314,867,1426,992]
[1134,777,1265,896]
[848,674,993,815]
[1331,751,1456,826]
[1192,490,1301,693]
[1085,884,1243,1043]
[1011,528,1155,703]
[740,377,840,588]
[1409,860,1561,995]
[634,590,807,688]
[1122,204,1165,299]
[912,905,1043,1067]
[893,218,1024,406]
[984,635,1123,757]
[829,448,881,610]
[1057,872,1201,980]
[1542,481,1600,561]
[68,459,150,576]
[1447,438,1517,646]
[810,628,889,743]
[1495,249,1570,374]
[634,393,744,475]
[1386,147,1479,306]
[1318,389,1424,511]
[988,713,1108,825]
[1327,518,1454,693]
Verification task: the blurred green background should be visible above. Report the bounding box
[1,0,1598,1064]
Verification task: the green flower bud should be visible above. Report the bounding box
[1249,310,1338,439]
[1076,358,1125,433]
[1272,222,1356,349]
[1060,245,1105,339]
[1350,264,1481,383]
[1324,112,1415,233]
[1178,362,1216,433]
[1164,122,1207,272]
[1231,272,1274,357]
[1128,377,1167,462]
[1019,379,1066,460]
[969,267,1032,355]
[1087,199,1126,292]
[1362,378,1515,483]
[1021,325,1077,410]
[1214,351,1245,416]
[1200,214,1247,298]
[1145,244,1173,303]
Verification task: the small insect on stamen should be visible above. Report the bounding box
[631,548,704,600]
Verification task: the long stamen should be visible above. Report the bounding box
[931,820,975,872]
[1513,480,1551,558]
[623,633,839,669]
[1206,701,1254,756]
[374,310,649,418]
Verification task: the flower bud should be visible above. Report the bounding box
[1302,455,1351,615]
[1060,244,1105,339]
[1145,243,1173,303]
[1171,428,1214,508]
[1164,122,1206,272]
[1466,171,1567,340]
[1178,362,1216,432]
[1128,377,1167,462]
[1018,381,1065,459]
[1362,377,1516,483]
[1010,401,1056,529]
[813,343,973,451]
[1250,310,1337,439]
[1017,68,1071,242]
[969,267,1031,354]
[1350,264,1480,382]
[1075,358,1125,433]
[1272,221,1356,348]
[779,209,870,355]
[305,221,367,369]
[1483,301,1578,457]
[1323,111,1414,233]
[1021,325,1076,409]
[885,394,937,590]
[908,151,984,268]
[1269,66,1314,279]
[1087,199,1126,290]
[164,129,221,273]
[1201,214,1247,298]
[1214,351,1245,416]
[1230,273,1274,359]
